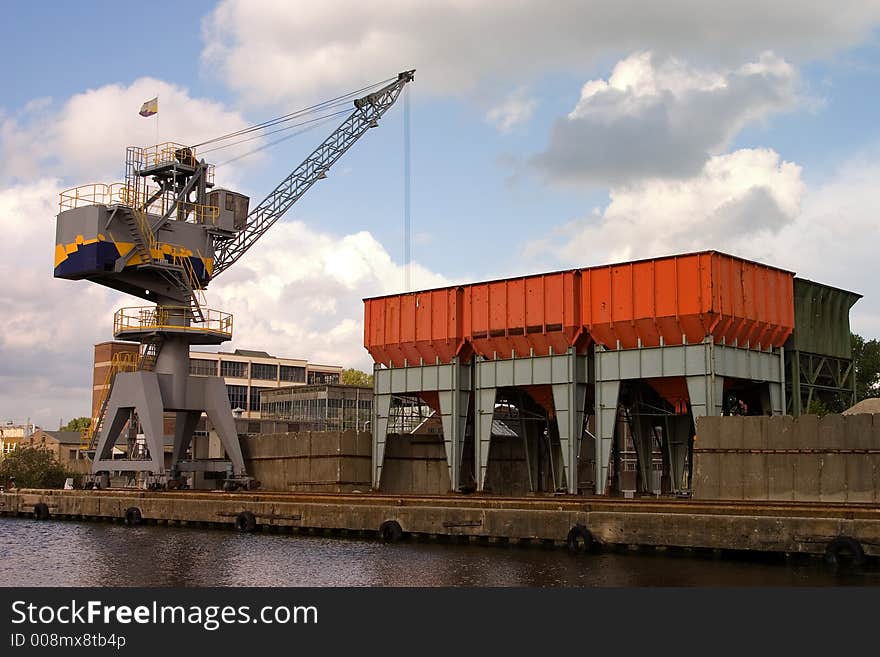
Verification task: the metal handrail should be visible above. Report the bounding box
[59,180,219,224]
[113,306,233,337]
[59,182,128,211]
[141,142,198,168]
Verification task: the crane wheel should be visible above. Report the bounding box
[33,503,50,521]
[379,520,404,543]
[235,511,257,533]
[124,507,143,526]
[824,536,866,570]
[566,524,594,553]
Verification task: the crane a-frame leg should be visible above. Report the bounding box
[91,370,247,479]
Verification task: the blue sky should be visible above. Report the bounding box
[2,1,880,426]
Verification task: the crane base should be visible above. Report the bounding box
[90,370,246,478]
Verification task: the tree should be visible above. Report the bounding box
[0,447,72,488]
[60,417,90,432]
[341,368,373,387]
[851,333,880,402]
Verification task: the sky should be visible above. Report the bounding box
[2,0,880,428]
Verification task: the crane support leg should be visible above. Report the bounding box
[203,377,247,476]
[92,371,166,473]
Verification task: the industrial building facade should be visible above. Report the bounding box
[364,251,860,497]
[92,343,342,422]
[260,384,372,432]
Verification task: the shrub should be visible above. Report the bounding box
[0,447,73,489]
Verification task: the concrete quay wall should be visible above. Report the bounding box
[3,489,879,559]
[694,415,880,503]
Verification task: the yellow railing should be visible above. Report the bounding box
[179,201,220,225]
[114,306,233,337]
[141,142,198,168]
[81,351,140,450]
[173,252,207,314]
[136,143,214,183]
[59,182,129,211]
[132,206,157,255]
[58,182,219,225]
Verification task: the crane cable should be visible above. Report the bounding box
[200,107,352,156]
[213,113,344,168]
[404,83,411,292]
[190,76,396,150]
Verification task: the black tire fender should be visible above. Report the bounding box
[33,503,50,521]
[379,520,404,543]
[235,511,257,533]
[824,536,866,569]
[124,507,143,526]
[566,524,594,553]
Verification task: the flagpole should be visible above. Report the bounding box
[155,96,159,144]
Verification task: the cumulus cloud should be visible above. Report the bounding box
[0,78,253,186]
[486,88,538,133]
[201,0,880,108]
[530,146,880,339]
[771,155,880,337]
[527,148,804,265]
[533,51,799,185]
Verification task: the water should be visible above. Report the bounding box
[0,516,875,587]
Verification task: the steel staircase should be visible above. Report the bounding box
[138,337,164,372]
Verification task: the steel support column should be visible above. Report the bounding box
[372,358,472,491]
[550,350,588,494]
[474,348,591,494]
[437,359,470,491]
[473,368,496,492]
[594,339,786,494]
[593,379,620,495]
[371,385,392,490]
[685,374,725,422]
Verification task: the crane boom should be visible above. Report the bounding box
[212,70,415,277]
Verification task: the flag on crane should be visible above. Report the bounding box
[139,97,158,117]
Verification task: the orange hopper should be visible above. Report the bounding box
[363,251,795,367]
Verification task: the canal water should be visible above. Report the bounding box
[0,517,875,587]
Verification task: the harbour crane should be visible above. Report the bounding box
[54,70,415,488]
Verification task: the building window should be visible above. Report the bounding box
[221,360,248,379]
[308,371,340,385]
[251,363,278,381]
[249,387,271,412]
[280,365,305,383]
[189,358,217,376]
[226,385,247,410]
